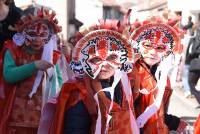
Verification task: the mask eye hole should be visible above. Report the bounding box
[27,31,37,37]
[142,41,152,48]
[156,45,166,51]
[40,32,49,37]
[88,56,102,64]
[106,54,118,61]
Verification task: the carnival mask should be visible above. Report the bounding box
[141,39,168,52]
[23,21,50,47]
[131,23,180,56]
[70,30,135,79]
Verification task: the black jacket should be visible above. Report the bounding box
[0,5,22,51]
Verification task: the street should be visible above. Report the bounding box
[168,88,200,133]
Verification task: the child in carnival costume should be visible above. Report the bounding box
[130,17,187,133]
[51,13,141,133]
[0,7,63,134]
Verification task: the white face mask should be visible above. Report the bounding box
[139,40,168,61]
[131,23,180,57]
[80,37,126,79]
[23,21,50,45]
[70,30,135,79]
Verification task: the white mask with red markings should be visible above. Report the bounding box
[70,30,135,79]
[23,21,51,47]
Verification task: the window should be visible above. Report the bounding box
[103,6,123,20]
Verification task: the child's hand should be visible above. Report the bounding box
[35,60,54,71]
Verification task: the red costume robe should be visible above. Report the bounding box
[0,40,60,134]
[50,69,140,134]
[134,60,172,134]
[194,114,200,134]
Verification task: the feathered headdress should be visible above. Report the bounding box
[69,9,136,78]
[15,7,62,33]
[130,16,184,54]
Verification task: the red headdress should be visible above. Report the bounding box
[130,16,184,54]
[15,7,62,34]
[69,10,135,78]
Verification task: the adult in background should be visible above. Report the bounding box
[183,16,194,36]
[0,0,22,51]
[188,22,200,105]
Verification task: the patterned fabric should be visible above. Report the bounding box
[1,21,61,133]
[8,82,42,128]
[0,41,43,133]
[6,42,43,128]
